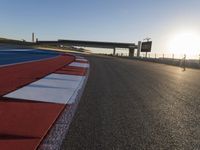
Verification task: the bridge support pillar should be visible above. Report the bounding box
[129,48,135,57]
[113,47,116,55]
[137,41,142,57]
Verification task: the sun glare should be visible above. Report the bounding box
[169,30,200,58]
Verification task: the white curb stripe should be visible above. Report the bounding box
[67,76,86,104]
[69,62,89,68]
[75,56,84,59]
[47,73,83,81]
[75,58,88,62]
[4,74,85,104]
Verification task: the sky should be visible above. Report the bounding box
[1,0,200,56]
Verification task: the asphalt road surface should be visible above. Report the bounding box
[62,55,200,150]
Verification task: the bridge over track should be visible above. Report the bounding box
[37,39,140,57]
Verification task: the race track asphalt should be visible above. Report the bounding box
[62,55,200,150]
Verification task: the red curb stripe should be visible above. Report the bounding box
[0,98,65,137]
[56,66,87,76]
[55,70,86,76]
[61,66,87,73]
[0,139,39,150]
[0,54,75,96]
[0,98,67,150]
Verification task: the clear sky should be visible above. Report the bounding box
[1,0,200,56]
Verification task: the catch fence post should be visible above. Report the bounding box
[199,54,200,64]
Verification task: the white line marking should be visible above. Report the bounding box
[69,62,89,68]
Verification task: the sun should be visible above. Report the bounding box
[169,30,200,58]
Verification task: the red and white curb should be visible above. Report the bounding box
[3,55,89,150]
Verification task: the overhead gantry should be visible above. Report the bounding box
[37,39,141,57]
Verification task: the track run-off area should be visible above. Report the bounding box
[62,55,200,150]
[0,49,59,66]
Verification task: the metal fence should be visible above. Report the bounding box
[113,52,200,69]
